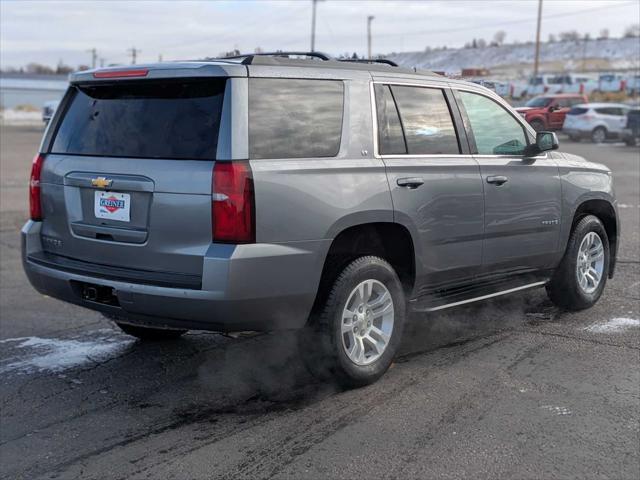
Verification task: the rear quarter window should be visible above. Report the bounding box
[52,80,225,160]
[249,78,344,159]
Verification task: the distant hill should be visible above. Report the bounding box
[387,37,640,78]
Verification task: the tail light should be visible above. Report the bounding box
[29,154,45,221]
[212,161,255,243]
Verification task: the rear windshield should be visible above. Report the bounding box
[567,107,589,115]
[51,80,225,160]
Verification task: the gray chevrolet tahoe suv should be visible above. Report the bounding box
[22,53,619,386]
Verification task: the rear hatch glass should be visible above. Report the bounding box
[52,80,225,159]
[38,79,226,284]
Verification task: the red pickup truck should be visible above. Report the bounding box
[515,93,588,131]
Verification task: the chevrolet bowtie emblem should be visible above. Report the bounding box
[91,177,113,188]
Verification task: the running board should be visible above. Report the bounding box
[410,281,548,313]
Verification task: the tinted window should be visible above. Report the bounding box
[249,78,343,159]
[568,107,589,115]
[390,86,459,155]
[458,91,527,155]
[52,80,225,160]
[595,107,626,116]
[374,84,406,154]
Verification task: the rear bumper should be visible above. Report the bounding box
[22,220,330,331]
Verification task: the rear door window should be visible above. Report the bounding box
[457,90,528,155]
[389,85,460,155]
[249,78,344,159]
[374,84,406,155]
[52,80,225,160]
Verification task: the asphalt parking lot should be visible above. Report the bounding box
[0,125,638,480]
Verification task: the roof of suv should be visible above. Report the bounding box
[69,52,442,84]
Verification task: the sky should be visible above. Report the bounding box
[1,0,638,69]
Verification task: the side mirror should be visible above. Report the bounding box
[524,131,559,157]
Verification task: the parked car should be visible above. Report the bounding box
[563,103,632,143]
[515,93,588,131]
[626,74,640,96]
[42,100,60,123]
[598,74,627,93]
[621,108,640,146]
[525,74,562,96]
[22,54,619,387]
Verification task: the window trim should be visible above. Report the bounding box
[370,80,469,159]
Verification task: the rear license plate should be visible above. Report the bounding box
[94,191,130,222]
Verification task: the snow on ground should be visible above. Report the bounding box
[388,37,640,76]
[0,108,42,126]
[0,329,134,375]
[584,317,640,333]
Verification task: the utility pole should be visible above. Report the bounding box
[127,47,140,65]
[99,57,105,68]
[533,0,543,78]
[87,48,98,69]
[310,0,318,52]
[367,15,375,60]
[158,53,163,62]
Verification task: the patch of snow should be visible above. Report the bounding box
[540,405,572,416]
[585,317,640,333]
[388,37,640,77]
[0,330,133,375]
[0,108,42,126]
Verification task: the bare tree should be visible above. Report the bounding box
[624,24,640,38]
[548,33,556,43]
[598,28,609,40]
[493,30,506,46]
[559,31,581,42]
[477,38,487,48]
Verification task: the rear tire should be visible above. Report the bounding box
[591,126,607,143]
[300,256,406,388]
[115,322,187,340]
[546,215,609,311]
[530,119,545,132]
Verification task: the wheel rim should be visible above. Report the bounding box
[576,232,605,294]
[341,279,394,366]
[593,129,606,143]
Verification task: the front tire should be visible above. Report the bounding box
[591,126,607,143]
[300,256,406,387]
[546,215,609,311]
[530,119,545,132]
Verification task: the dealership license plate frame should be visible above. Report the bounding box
[94,191,131,222]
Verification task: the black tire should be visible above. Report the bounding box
[530,119,545,132]
[591,126,607,143]
[546,215,610,311]
[300,256,406,388]
[624,138,637,147]
[115,321,187,340]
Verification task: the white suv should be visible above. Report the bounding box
[563,103,631,143]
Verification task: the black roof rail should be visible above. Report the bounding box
[223,51,332,64]
[338,58,399,67]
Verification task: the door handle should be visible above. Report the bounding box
[486,175,508,186]
[397,177,424,189]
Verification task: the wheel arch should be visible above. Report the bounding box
[312,222,417,316]
[571,199,618,278]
